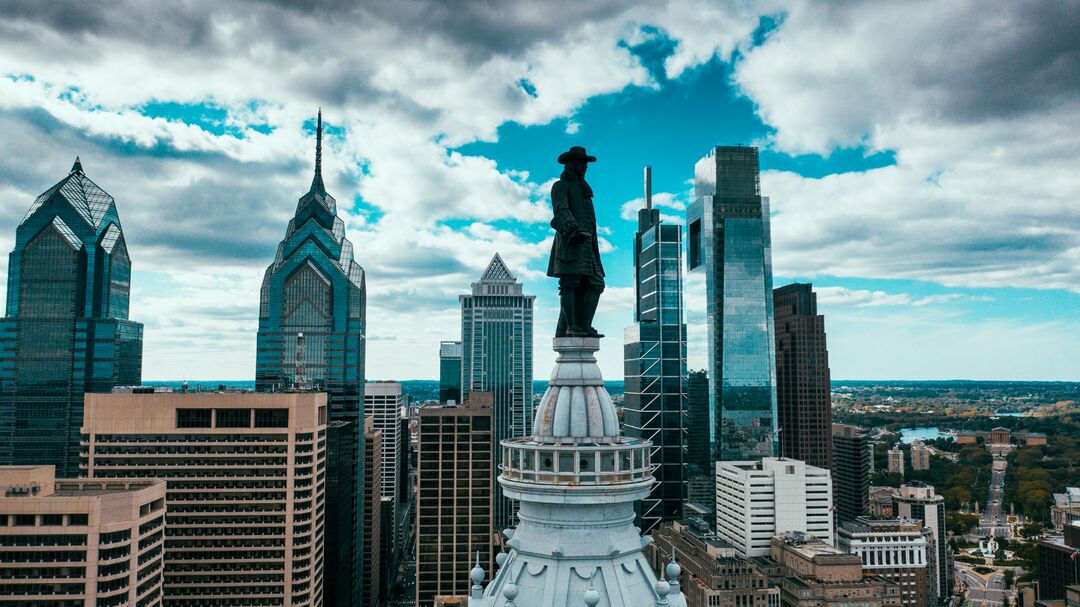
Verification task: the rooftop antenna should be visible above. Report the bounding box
[294,332,307,390]
[644,165,652,209]
[310,109,326,194]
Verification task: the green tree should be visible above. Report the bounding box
[1003,569,1015,589]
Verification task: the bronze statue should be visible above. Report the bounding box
[547,146,605,338]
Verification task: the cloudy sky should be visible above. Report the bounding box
[1,0,1077,381]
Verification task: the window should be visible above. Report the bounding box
[215,408,252,428]
[176,409,212,428]
[254,409,289,428]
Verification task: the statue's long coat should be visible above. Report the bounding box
[546,173,605,278]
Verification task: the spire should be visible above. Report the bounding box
[644,165,652,209]
[71,156,83,175]
[310,109,326,194]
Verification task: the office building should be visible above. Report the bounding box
[771,531,901,607]
[1037,525,1080,601]
[416,396,494,607]
[648,519,780,607]
[363,417,382,607]
[365,382,402,501]
[82,391,328,607]
[0,465,166,606]
[686,370,712,515]
[624,166,688,532]
[773,283,832,470]
[838,517,934,607]
[870,486,898,518]
[254,112,366,605]
[325,420,355,607]
[715,457,834,557]
[910,442,931,471]
[896,483,950,604]
[459,254,533,531]
[685,145,778,466]
[832,424,872,523]
[470,336,686,606]
[439,341,463,403]
[0,158,143,477]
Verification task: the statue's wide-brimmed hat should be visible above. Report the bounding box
[557,146,597,164]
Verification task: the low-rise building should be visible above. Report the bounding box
[770,531,901,607]
[1053,489,1080,531]
[990,427,1011,445]
[869,486,897,518]
[648,519,780,607]
[838,517,934,607]
[715,458,834,557]
[0,465,167,606]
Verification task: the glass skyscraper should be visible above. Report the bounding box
[439,340,462,403]
[0,158,143,477]
[255,113,366,606]
[460,253,533,531]
[624,166,687,532]
[685,146,777,471]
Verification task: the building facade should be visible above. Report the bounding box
[439,341,463,404]
[363,417,382,607]
[888,448,905,477]
[254,113,366,605]
[715,457,834,557]
[832,424,872,523]
[1053,489,1080,531]
[416,397,494,607]
[459,254,533,531]
[896,483,951,605]
[910,442,931,471]
[624,167,688,533]
[685,146,777,512]
[82,391,328,607]
[0,158,143,477]
[0,465,166,606]
[773,283,832,470]
[770,532,901,607]
[1037,525,1080,601]
[648,519,780,607]
[838,517,934,607]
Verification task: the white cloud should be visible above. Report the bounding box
[738,0,1080,293]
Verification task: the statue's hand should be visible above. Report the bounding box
[570,231,591,245]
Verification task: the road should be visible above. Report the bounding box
[979,456,1009,538]
[960,567,1008,607]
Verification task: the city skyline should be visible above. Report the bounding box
[1,2,1078,383]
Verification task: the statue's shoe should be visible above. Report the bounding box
[585,328,605,338]
[565,328,591,337]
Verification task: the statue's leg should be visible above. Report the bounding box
[558,276,580,337]
[581,275,606,337]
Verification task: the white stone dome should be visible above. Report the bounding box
[531,337,619,442]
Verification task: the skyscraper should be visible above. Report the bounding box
[363,416,383,607]
[774,283,832,469]
[415,396,494,607]
[255,112,366,605]
[459,254,533,531]
[624,166,687,532]
[685,146,777,513]
[439,341,463,403]
[0,158,143,477]
[832,424,872,523]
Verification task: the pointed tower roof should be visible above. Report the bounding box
[480,253,516,282]
[21,157,119,232]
